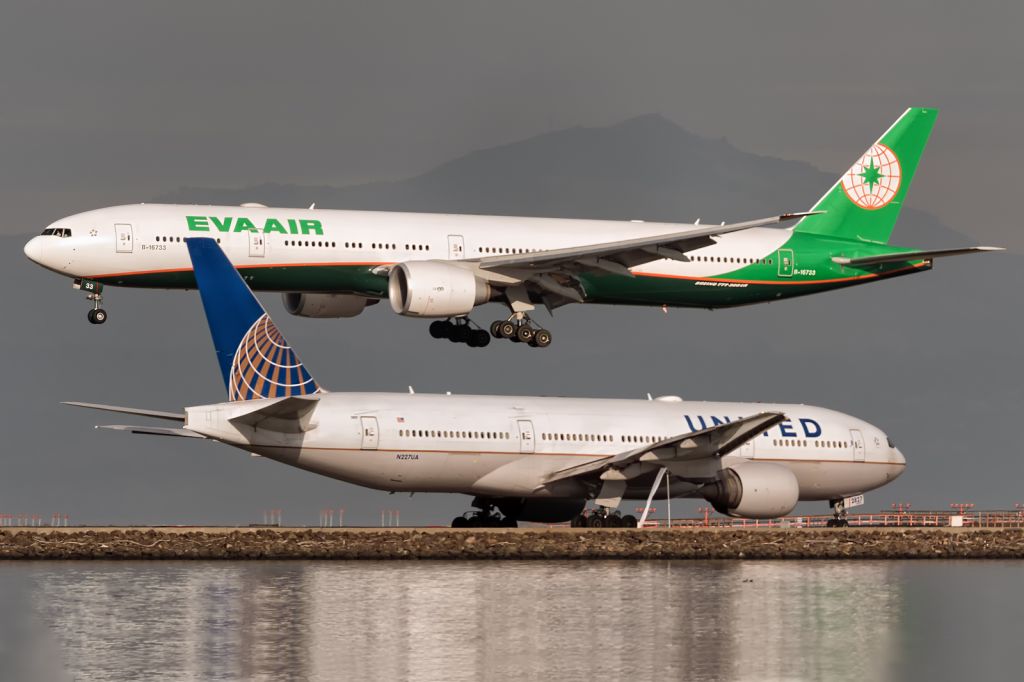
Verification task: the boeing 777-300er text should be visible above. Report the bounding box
[65,238,906,527]
[26,107,997,349]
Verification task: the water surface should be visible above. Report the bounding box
[1,560,1021,681]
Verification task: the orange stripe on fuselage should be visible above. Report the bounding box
[90,261,392,279]
[91,260,929,286]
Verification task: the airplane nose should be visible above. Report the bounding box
[23,236,43,264]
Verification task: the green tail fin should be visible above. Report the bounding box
[794,107,937,244]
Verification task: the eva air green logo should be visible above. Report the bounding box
[186,215,323,235]
[841,143,901,210]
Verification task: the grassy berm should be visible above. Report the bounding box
[2,528,1024,560]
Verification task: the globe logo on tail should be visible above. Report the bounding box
[841,143,901,210]
[229,314,320,401]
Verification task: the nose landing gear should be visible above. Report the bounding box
[488,313,552,348]
[75,279,107,325]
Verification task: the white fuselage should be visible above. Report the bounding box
[185,392,905,502]
[24,203,791,285]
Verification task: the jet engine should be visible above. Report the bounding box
[494,498,586,523]
[282,292,369,318]
[388,261,491,318]
[699,463,800,519]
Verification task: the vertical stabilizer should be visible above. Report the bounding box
[794,107,937,244]
[185,238,320,401]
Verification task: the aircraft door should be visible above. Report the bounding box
[517,419,535,454]
[777,248,794,277]
[850,429,865,462]
[360,416,379,450]
[249,232,266,258]
[448,235,465,260]
[115,224,134,253]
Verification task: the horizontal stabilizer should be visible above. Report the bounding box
[833,246,1004,267]
[97,425,206,438]
[227,395,320,432]
[63,401,185,422]
[545,411,786,485]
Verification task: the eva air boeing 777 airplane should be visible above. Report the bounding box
[25,108,999,349]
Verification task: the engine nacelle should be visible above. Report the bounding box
[700,463,800,519]
[494,498,586,523]
[282,292,369,318]
[388,261,490,318]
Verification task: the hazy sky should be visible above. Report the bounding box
[3,2,1023,526]
[3,1,1022,249]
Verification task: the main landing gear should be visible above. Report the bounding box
[570,508,638,528]
[75,278,108,325]
[826,498,851,528]
[451,500,517,527]
[429,318,491,348]
[488,313,552,349]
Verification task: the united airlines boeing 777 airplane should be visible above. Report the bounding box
[65,238,906,527]
[28,108,995,349]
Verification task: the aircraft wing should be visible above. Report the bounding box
[543,411,786,485]
[475,212,818,274]
[449,212,817,306]
[832,246,1003,267]
[63,401,186,422]
[96,425,206,438]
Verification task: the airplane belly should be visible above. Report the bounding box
[784,461,906,500]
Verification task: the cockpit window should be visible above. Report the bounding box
[887,436,896,448]
[41,228,71,237]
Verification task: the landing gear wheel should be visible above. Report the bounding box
[499,322,517,339]
[87,309,107,325]
[468,330,491,348]
[490,321,504,338]
[606,515,623,528]
[621,515,638,528]
[516,325,535,344]
[449,324,470,344]
[452,516,469,528]
[570,514,587,528]
[430,320,451,339]
[587,515,605,529]
[531,329,552,348]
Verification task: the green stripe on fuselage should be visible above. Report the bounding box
[94,233,931,307]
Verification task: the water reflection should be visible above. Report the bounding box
[10,560,921,680]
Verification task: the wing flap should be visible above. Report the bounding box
[833,246,1003,267]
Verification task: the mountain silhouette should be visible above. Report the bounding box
[155,114,965,248]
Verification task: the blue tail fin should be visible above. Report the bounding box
[185,238,320,401]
